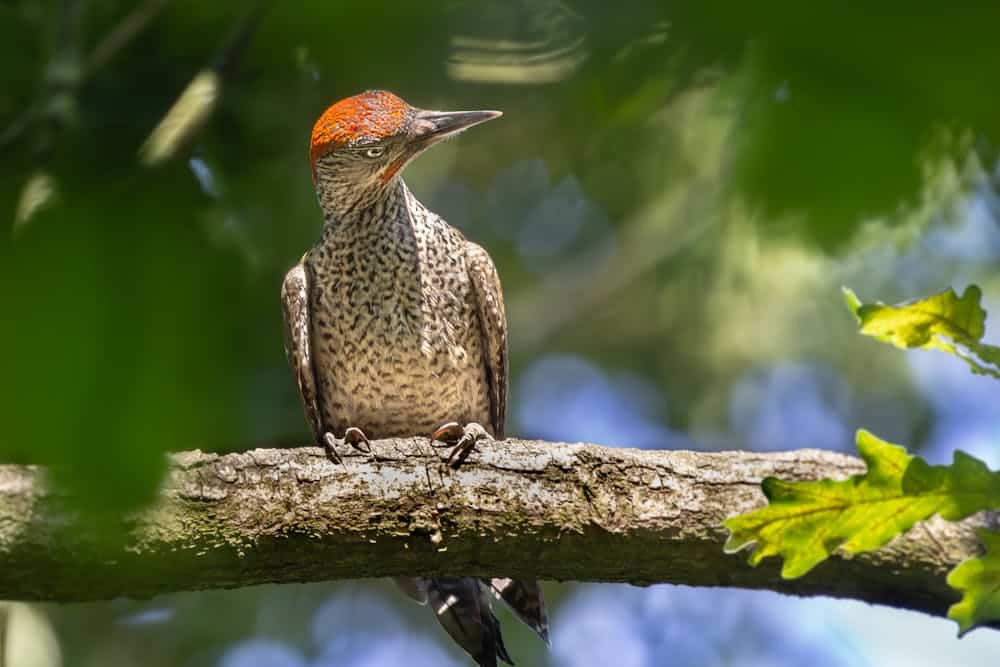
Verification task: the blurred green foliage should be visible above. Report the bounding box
[0,0,998,515]
[670,1,1000,241]
[4,1,1000,664]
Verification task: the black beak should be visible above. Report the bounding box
[411,109,502,146]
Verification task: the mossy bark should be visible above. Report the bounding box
[0,438,992,623]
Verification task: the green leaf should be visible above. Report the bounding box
[843,285,1000,379]
[724,430,1000,578]
[948,530,1000,636]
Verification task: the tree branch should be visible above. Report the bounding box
[0,439,991,622]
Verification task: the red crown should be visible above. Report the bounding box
[310,90,411,177]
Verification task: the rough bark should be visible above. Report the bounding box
[0,438,991,622]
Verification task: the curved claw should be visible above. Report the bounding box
[324,427,372,465]
[431,422,491,469]
[322,431,345,465]
[343,426,372,453]
[431,421,464,443]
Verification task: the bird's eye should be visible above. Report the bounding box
[364,146,384,158]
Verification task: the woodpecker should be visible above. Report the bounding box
[281,90,549,666]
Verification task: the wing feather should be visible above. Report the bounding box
[466,245,550,648]
[465,242,508,439]
[281,261,323,442]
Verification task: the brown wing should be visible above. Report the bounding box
[281,261,323,442]
[465,242,508,439]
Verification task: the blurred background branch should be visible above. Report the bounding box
[1,0,171,151]
[0,438,990,625]
[139,0,269,166]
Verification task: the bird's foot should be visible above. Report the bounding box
[323,427,371,464]
[431,421,491,469]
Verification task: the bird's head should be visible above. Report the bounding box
[309,90,501,220]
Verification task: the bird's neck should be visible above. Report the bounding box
[318,178,413,228]
[315,179,430,258]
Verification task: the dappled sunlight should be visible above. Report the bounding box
[1,603,62,667]
[841,152,1000,297]
[446,0,587,84]
[13,169,57,232]
[140,70,220,167]
[700,218,833,369]
[447,35,587,85]
[509,86,731,348]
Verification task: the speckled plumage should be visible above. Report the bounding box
[304,181,499,439]
[281,91,544,667]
